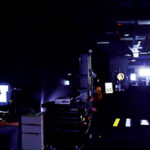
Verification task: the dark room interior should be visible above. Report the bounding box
[1,0,150,150]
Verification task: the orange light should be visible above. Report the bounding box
[117,23,123,26]
[96,86,102,92]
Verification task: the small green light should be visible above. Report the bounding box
[9,100,13,103]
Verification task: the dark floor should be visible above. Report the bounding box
[47,86,150,150]
[83,86,150,150]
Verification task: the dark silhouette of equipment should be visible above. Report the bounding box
[42,51,95,149]
[42,96,92,148]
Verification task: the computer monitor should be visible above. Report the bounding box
[0,84,11,106]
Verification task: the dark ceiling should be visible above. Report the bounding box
[1,0,150,89]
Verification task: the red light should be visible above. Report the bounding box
[88,116,90,120]
[90,97,94,102]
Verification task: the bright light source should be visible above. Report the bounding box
[125,118,131,127]
[41,107,46,112]
[0,85,8,103]
[117,73,125,81]
[139,68,150,77]
[140,52,148,55]
[130,73,136,81]
[140,120,149,126]
[105,82,113,94]
[138,20,150,25]
[133,52,139,58]
[67,73,72,76]
[64,80,70,86]
[124,34,129,37]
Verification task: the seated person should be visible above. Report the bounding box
[92,85,103,112]
[0,106,19,150]
[0,85,20,150]
[0,121,19,150]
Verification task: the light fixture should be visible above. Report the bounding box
[138,20,150,25]
[97,41,110,45]
[133,52,139,58]
[117,73,125,81]
[64,80,70,86]
[139,68,150,77]
[124,34,129,37]
[129,41,142,58]
[130,73,136,81]
[67,73,72,76]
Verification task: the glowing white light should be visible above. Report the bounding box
[0,85,8,103]
[130,74,136,81]
[117,73,125,81]
[41,107,46,112]
[105,82,113,94]
[64,80,70,86]
[133,52,139,58]
[67,73,72,76]
[139,68,150,77]
[41,89,46,112]
[138,20,150,25]
[124,34,129,37]
[140,52,148,55]
[130,59,136,62]
[140,120,149,126]
[125,118,131,127]
[124,54,131,57]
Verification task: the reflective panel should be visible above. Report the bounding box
[113,118,120,127]
[140,120,149,126]
[125,118,131,127]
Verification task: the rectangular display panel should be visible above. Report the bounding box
[105,82,113,94]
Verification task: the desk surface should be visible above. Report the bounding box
[0,121,19,126]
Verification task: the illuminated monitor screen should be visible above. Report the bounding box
[105,82,113,94]
[0,84,10,105]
